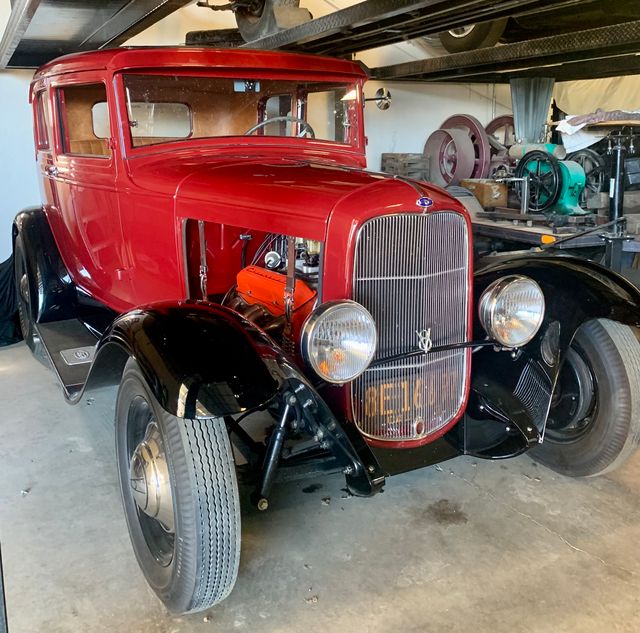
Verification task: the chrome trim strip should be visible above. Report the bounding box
[357,267,466,282]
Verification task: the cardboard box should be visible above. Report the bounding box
[460,179,508,208]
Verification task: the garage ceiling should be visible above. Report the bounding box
[242,0,585,55]
[1,0,639,85]
[0,0,192,68]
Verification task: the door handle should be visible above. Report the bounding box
[46,166,58,177]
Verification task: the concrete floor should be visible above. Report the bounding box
[1,342,640,633]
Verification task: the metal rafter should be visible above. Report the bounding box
[0,0,41,67]
[371,20,640,83]
[242,0,585,55]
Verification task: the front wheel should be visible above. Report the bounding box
[532,319,640,477]
[116,359,241,614]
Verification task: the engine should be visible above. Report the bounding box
[223,235,320,345]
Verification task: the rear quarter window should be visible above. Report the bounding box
[56,83,111,158]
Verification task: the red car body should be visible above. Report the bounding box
[29,47,474,448]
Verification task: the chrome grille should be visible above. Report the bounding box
[352,212,470,442]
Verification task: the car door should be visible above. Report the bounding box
[50,76,132,311]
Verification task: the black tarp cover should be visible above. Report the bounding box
[0,255,21,346]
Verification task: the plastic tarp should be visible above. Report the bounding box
[0,256,21,346]
[554,76,640,115]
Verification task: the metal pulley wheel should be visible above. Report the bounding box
[423,128,476,186]
[514,150,563,212]
[440,114,491,179]
[485,115,516,151]
[567,148,606,207]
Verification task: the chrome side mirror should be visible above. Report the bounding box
[365,88,392,110]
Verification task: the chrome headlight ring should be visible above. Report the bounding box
[301,300,377,384]
[479,275,545,348]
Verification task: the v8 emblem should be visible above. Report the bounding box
[416,328,433,353]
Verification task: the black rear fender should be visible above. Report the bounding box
[467,254,640,457]
[13,207,77,323]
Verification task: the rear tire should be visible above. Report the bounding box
[116,359,241,614]
[532,319,640,477]
[438,19,508,53]
[13,235,37,350]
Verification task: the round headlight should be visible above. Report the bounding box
[301,300,377,384]
[479,275,545,348]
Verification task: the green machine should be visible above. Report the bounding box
[515,148,587,216]
[508,78,588,216]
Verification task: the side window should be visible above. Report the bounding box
[34,91,50,150]
[56,83,111,158]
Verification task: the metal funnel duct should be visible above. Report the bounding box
[510,78,555,144]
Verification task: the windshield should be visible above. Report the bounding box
[122,74,361,148]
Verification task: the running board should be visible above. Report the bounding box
[36,319,99,399]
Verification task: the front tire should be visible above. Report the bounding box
[533,319,640,477]
[116,359,241,614]
[438,19,508,53]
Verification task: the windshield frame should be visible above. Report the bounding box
[114,70,366,157]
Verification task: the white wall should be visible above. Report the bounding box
[0,70,38,259]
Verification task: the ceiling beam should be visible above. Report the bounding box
[243,0,585,54]
[0,0,40,68]
[371,20,640,83]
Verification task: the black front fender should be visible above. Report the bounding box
[466,253,640,457]
[85,300,385,495]
[474,253,640,335]
[88,301,281,418]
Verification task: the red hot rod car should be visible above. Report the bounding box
[12,47,640,614]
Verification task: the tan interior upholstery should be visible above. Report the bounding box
[69,137,182,155]
[132,137,186,148]
[69,139,109,156]
[61,84,111,157]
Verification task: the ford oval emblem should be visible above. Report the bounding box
[416,196,433,208]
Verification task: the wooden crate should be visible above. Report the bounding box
[381,153,430,181]
[460,178,508,209]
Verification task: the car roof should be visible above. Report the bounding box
[32,47,369,81]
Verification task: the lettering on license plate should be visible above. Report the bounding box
[360,369,461,430]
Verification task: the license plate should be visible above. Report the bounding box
[356,366,462,437]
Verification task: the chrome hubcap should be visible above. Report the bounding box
[129,422,175,533]
[449,25,476,38]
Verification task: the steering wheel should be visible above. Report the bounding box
[244,116,315,138]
